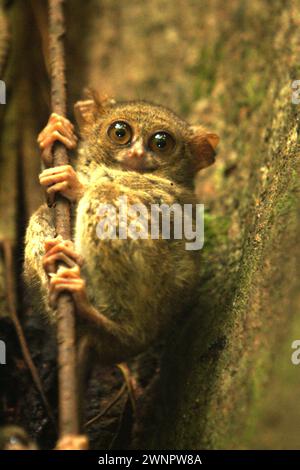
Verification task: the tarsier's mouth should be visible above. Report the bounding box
[118,157,159,173]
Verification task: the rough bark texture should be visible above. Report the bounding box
[0,0,299,449]
[49,0,79,437]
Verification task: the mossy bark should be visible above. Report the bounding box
[138,0,300,449]
[0,0,298,449]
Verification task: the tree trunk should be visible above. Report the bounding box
[0,0,298,449]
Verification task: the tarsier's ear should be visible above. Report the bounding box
[74,88,116,133]
[189,125,220,171]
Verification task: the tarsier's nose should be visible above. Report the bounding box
[127,139,145,158]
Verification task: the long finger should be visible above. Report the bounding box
[40,131,77,150]
[50,266,82,285]
[44,253,77,272]
[45,244,82,265]
[38,120,76,142]
[49,282,84,307]
[44,236,64,251]
[39,165,74,176]
[49,113,75,131]
[46,181,69,194]
[39,172,70,186]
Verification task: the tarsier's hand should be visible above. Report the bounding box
[38,113,78,165]
[39,164,85,203]
[37,113,84,203]
[43,237,88,310]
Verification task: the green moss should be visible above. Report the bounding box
[142,0,299,450]
[192,43,223,100]
[203,213,230,252]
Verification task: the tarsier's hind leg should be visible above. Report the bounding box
[23,204,56,316]
[40,237,133,363]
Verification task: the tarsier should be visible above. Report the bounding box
[24,94,219,365]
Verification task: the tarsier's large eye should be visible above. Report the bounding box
[148,131,175,154]
[107,121,133,145]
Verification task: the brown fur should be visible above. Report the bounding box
[24,98,218,364]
